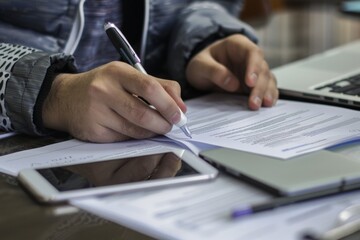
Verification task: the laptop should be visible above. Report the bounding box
[200,142,360,198]
[272,40,360,109]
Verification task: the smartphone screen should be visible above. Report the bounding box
[35,152,199,192]
[18,150,218,203]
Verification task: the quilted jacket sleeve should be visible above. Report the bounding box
[0,43,76,135]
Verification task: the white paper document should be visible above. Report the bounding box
[0,93,358,239]
[166,93,360,159]
[71,174,360,240]
[0,139,176,176]
[0,93,359,175]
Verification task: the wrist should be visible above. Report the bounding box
[33,54,77,134]
[42,73,71,132]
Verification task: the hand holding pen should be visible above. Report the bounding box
[42,24,191,142]
[104,22,192,138]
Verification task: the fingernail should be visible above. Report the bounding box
[224,77,232,86]
[265,94,273,105]
[272,98,277,106]
[171,112,181,124]
[253,96,261,107]
[250,73,258,85]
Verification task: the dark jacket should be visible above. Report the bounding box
[0,0,257,135]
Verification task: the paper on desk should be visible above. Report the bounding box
[71,142,360,240]
[166,93,360,159]
[151,135,217,155]
[71,174,360,240]
[0,139,178,176]
[0,93,358,176]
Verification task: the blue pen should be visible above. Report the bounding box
[104,22,192,138]
[231,201,277,219]
[231,194,318,219]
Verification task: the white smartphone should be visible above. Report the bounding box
[18,149,218,203]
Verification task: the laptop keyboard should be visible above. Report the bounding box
[314,73,360,96]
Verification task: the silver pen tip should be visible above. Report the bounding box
[180,125,192,139]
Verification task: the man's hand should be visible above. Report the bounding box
[42,61,187,142]
[186,34,278,110]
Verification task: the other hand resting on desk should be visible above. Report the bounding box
[186,34,279,110]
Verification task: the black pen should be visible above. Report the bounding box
[104,22,146,73]
[104,22,192,138]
